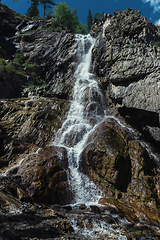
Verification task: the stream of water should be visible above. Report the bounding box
[53,34,106,206]
[2,34,160,239]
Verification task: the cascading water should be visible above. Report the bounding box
[53,34,106,205]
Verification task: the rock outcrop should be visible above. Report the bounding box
[17,145,72,205]
[0,3,160,232]
[91,9,160,150]
[80,117,160,215]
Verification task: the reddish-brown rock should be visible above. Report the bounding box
[18,145,72,204]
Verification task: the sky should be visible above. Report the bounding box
[1,0,160,25]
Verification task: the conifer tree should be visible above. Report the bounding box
[94,12,101,20]
[51,2,87,34]
[26,0,39,17]
[87,9,92,32]
[39,0,55,18]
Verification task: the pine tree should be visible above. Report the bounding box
[94,12,101,20]
[26,0,39,17]
[51,2,87,34]
[87,9,93,32]
[39,0,55,18]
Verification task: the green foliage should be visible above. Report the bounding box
[0,58,6,71]
[13,53,27,65]
[5,64,16,75]
[152,41,160,47]
[109,185,115,190]
[39,0,55,17]
[26,81,45,88]
[87,9,92,31]
[94,12,101,20]
[46,9,53,17]
[0,58,17,79]
[0,46,6,58]
[51,2,87,34]
[22,63,36,68]
[120,19,124,25]
[26,0,39,17]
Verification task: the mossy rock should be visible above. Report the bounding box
[80,117,131,192]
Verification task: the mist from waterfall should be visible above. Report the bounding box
[53,34,106,206]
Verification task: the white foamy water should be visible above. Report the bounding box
[53,34,106,205]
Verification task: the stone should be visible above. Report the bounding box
[0,97,69,148]
[0,4,160,233]
[80,117,132,192]
[91,8,160,150]
[90,205,101,213]
[109,72,160,116]
[17,145,73,205]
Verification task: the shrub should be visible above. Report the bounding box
[51,2,87,34]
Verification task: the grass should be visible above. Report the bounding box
[152,41,160,47]
[0,40,45,88]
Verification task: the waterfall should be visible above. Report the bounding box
[53,34,106,206]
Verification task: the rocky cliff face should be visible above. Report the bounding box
[0,4,160,234]
[91,9,160,151]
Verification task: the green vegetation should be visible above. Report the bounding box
[13,53,27,65]
[152,41,160,47]
[0,58,17,80]
[0,45,7,58]
[87,9,93,32]
[25,80,46,88]
[51,2,87,34]
[120,19,124,25]
[14,0,55,18]
[94,12,101,20]
[26,0,39,17]
[109,185,115,190]
[87,10,103,31]
[0,51,42,86]
[39,0,56,17]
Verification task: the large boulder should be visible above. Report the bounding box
[80,117,160,212]
[18,145,72,205]
[80,117,132,192]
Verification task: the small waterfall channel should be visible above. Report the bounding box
[1,34,159,239]
[53,34,106,205]
[52,34,132,239]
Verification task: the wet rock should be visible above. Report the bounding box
[90,205,101,213]
[99,198,139,222]
[0,97,69,148]
[99,197,160,224]
[63,205,72,211]
[79,204,87,210]
[80,117,160,216]
[17,145,73,205]
[80,117,132,192]
[0,5,160,238]
[0,189,22,209]
[84,102,104,124]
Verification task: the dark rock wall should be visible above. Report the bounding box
[91,9,160,151]
[0,5,160,219]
